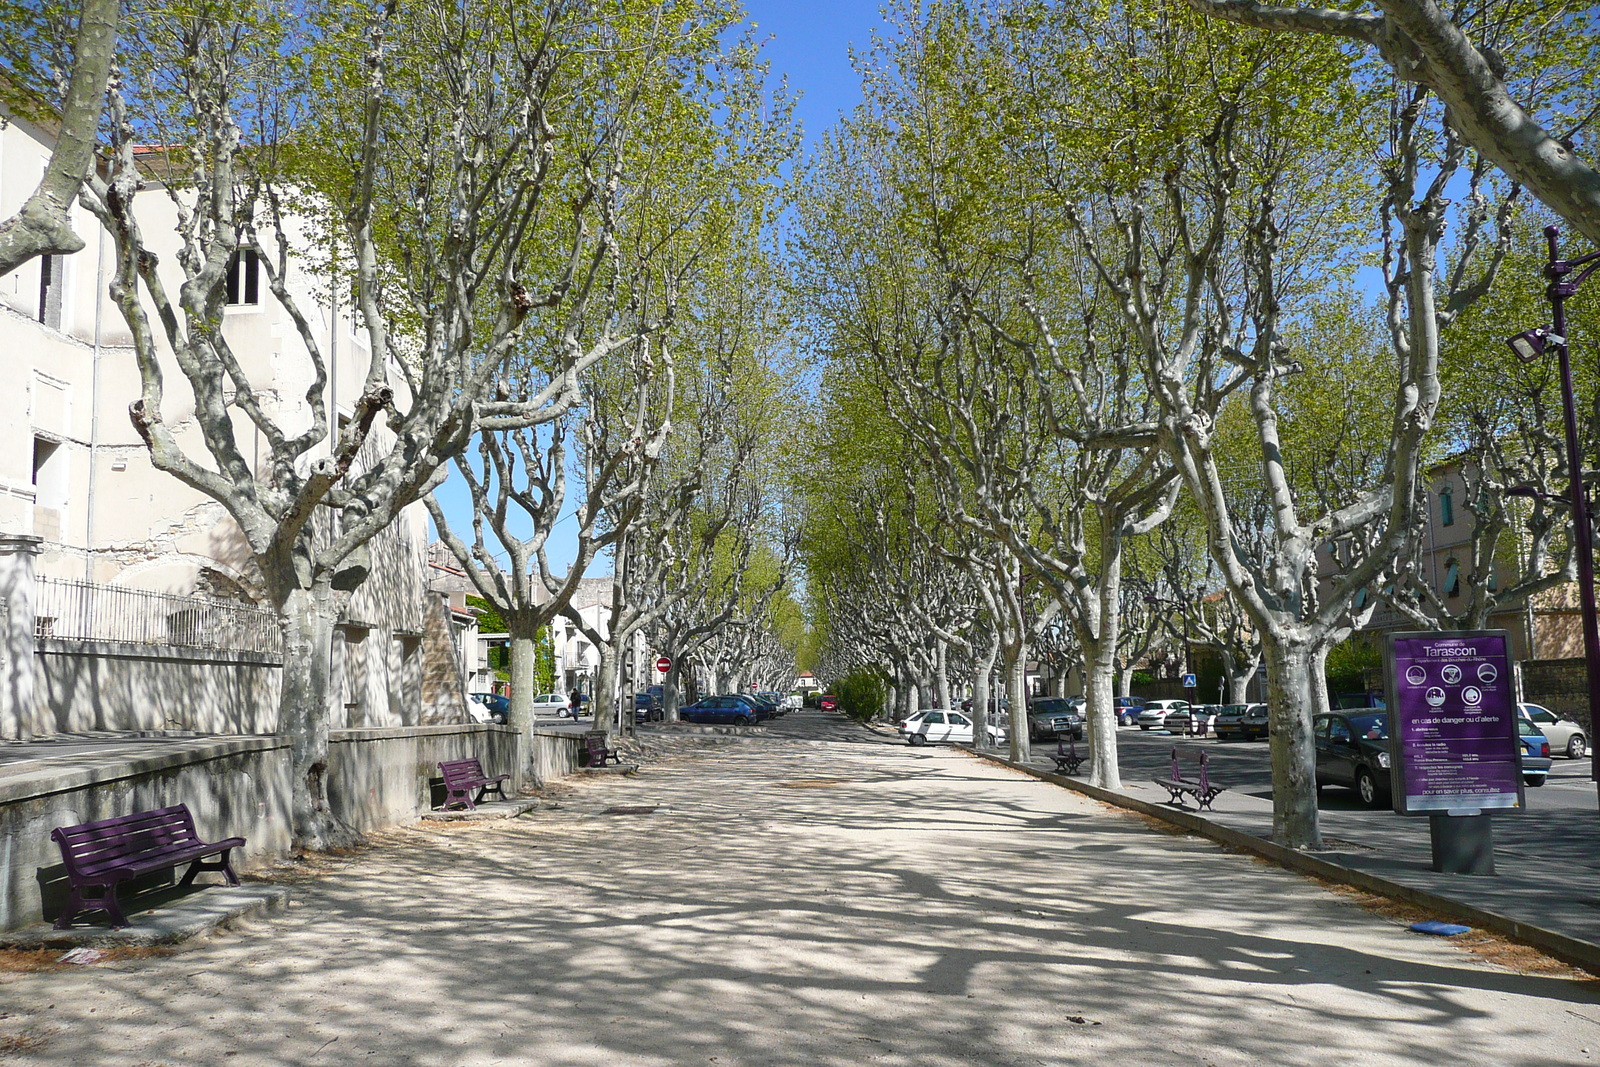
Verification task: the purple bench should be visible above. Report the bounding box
[582,733,621,768]
[438,758,510,810]
[1051,737,1086,775]
[51,804,244,929]
[1153,747,1225,811]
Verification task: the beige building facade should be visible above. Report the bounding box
[0,101,461,736]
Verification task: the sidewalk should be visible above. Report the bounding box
[0,716,1592,1066]
[987,743,1600,973]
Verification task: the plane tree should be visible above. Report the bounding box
[80,0,770,846]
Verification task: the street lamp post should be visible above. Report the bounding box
[1506,224,1600,806]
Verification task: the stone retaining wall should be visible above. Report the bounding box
[36,638,282,735]
[0,725,585,931]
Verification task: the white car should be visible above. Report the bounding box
[1519,703,1587,759]
[898,709,1006,746]
[1138,699,1189,730]
[531,692,573,717]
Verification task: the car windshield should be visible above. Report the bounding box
[1350,713,1388,740]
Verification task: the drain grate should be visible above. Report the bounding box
[603,805,658,815]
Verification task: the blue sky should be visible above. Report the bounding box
[745,0,879,145]
[429,3,878,577]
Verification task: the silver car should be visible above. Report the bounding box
[1519,703,1587,759]
[1138,699,1189,730]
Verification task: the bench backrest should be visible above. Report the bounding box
[51,804,202,879]
[1169,747,1211,791]
[439,758,488,787]
[585,735,609,757]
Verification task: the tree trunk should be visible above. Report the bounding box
[509,621,538,734]
[664,662,684,722]
[593,647,620,741]
[277,580,354,850]
[1262,636,1323,850]
[934,639,951,711]
[1005,645,1029,762]
[507,619,538,778]
[1116,660,1134,698]
[970,632,999,752]
[1083,635,1121,790]
[1228,654,1260,705]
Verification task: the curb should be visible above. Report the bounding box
[0,885,292,949]
[966,747,1600,976]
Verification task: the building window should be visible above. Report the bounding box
[32,436,67,509]
[1439,486,1454,527]
[225,249,260,306]
[1444,558,1461,598]
[37,254,63,328]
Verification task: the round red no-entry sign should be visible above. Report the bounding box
[655,655,672,673]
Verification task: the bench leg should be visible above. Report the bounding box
[442,786,475,811]
[179,849,241,888]
[474,781,509,804]
[55,881,130,929]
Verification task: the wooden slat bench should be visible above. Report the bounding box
[1153,747,1225,811]
[583,733,621,768]
[438,758,511,811]
[1051,737,1086,776]
[51,804,245,929]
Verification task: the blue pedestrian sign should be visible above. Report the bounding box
[1182,673,1197,688]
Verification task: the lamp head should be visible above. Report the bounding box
[1506,328,1549,362]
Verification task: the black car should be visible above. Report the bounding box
[1027,698,1085,742]
[632,692,663,721]
[1214,703,1269,741]
[1313,711,1392,808]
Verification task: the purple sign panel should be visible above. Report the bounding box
[1383,630,1522,815]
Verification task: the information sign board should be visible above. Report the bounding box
[1383,630,1523,815]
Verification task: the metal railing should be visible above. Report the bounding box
[34,577,282,655]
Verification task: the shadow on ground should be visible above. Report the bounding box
[0,711,1592,1066]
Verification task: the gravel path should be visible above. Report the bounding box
[1,712,1596,1066]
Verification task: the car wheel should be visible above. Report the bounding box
[1569,734,1587,760]
[735,716,752,727]
[1355,767,1383,809]
[908,733,926,746]
[1525,774,1546,787]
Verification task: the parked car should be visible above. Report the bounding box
[1518,703,1587,759]
[1517,718,1553,786]
[1313,711,1392,808]
[718,693,775,722]
[1138,699,1189,730]
[1114,697,1145,726]
[467,692,510,724]
[1214,703,1269,741]
[632,692,663,722]
[753,691,788,717]
[1027,699,1085,742]
[1164,704,1218,737]
[819,694,839,712]
[680,696,759,726]
[897,709,1006,746]
[528,692,569,716]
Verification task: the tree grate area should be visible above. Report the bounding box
[602,806,658,815]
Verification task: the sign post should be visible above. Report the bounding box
[1384,630,1522,875]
